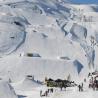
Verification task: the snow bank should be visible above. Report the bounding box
[0,80,18,98]
[70,23,87,41]
[0,22,26,56]
[15,77,42,91]
[0,5,28,56]
[0,56,84,83]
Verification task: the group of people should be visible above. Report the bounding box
[40,88,54,97]
[89,76,98,90]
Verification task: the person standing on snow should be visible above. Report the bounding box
[40,90,42,97]
[81,83,83,91]
[78,85,81,92]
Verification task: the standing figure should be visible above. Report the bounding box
[45,91,48,97]
[81,83,83,91]
[78,85,81,92]
[40,90,42,97]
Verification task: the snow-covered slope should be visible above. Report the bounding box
[0,0,98,98]
[14,76,42,91]
[0,1,98,98]
[0,80,18,98]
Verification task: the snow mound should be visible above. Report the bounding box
[0,22,26,56]
[15,77,42,91]
[70,23,87,41]
[0,5,28,56]
[0,56,84,82]
[0,80,18,98]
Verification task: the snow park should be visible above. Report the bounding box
[0,0,98,98]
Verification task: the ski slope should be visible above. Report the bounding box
[0,0,98,98]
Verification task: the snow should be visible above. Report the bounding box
[0,0,98,98]
[14,76,42,91]
[70,23,87,41]
[0,22,26,56]
[0,80,18,98]
[0,56,83,83]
